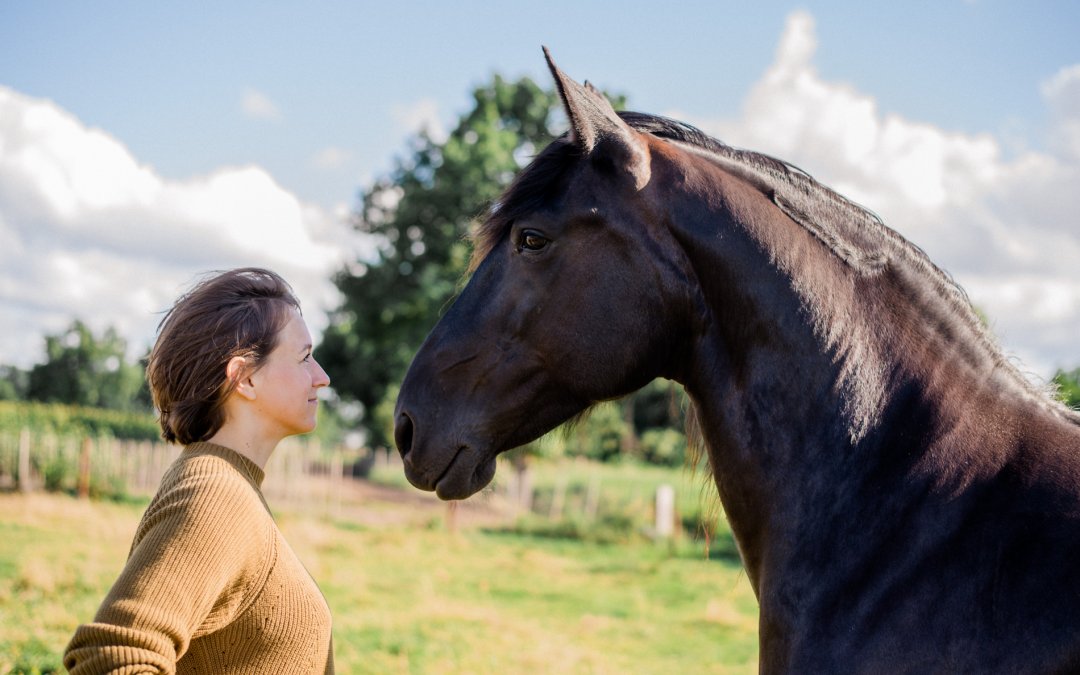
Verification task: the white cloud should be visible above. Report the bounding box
[241,87,282,121]
[1042,64,1080,160]
[670,11,1080,377]
[0,85,375,369]
[391,98,447,144]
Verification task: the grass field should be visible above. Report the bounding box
[0,470,758,674]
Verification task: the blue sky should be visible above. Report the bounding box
[1,1,1079,379]
[4,1,1077,209]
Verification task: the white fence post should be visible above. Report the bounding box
[655,484,675,538]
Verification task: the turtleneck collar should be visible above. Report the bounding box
[184,441,266,487]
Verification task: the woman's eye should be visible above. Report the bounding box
[520,230,548,252]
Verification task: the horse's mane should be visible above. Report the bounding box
[471,110,1079,423]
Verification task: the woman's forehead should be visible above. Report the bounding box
[278,308,312,346]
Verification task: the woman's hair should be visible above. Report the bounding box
[147,268,301,445]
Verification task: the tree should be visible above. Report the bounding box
[1053,368,1080,409]
[316,75,565,447]
[27,320,147,411]
[0,365,28,401]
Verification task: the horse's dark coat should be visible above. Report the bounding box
[394,50,1080,672]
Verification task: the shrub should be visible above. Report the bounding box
[492,512,643,545]
[0,400,159,441]
[638,428,687,467]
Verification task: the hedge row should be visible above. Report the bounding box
[0,400,160,441]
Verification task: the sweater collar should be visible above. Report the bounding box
[184,441,266,487]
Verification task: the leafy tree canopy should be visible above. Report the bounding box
[26,320,148,411]
[0,365,28,401]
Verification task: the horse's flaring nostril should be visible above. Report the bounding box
[395,412,415,460]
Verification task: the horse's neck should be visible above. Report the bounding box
[666,171,865,586]
[662,154,1057,589]
[667,155,894,445]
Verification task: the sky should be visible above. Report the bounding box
[1,1,1079,383]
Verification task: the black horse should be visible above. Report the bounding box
[394,49,1080,672]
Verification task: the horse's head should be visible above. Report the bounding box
[394,49,694,499]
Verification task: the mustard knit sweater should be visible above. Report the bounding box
[64,442,334,674]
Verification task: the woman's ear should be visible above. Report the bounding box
[226,356,257,401]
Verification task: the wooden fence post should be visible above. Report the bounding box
[18,428,32,493]
[514,461,534,513]
[77,437,92,499]
[137,442,148,491]
[330,450,344,517]
[445,501,458,533]
[584,474,601,521]
[549,476,567,520]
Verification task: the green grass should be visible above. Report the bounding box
[0,489,758,674]
[0,495,147,674]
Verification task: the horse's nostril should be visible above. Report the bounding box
[395,412,415,459]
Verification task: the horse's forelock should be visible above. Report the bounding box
[469,136,579,272]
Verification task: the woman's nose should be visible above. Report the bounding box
[312,360,331,388]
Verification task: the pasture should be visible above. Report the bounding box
[0,461,758,674]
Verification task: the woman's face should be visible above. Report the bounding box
[250,308,330,439]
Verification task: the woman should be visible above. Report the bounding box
[64,268,334,674]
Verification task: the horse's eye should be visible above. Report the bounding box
[520,230,549,252]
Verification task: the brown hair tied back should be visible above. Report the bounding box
[146,268,301,445]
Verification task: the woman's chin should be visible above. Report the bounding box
[286,418,318,438]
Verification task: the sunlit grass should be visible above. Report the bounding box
[0,494,146,673]
[0,490,757,674]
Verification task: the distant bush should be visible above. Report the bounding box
[1053,368,1080,410]
[0,400,159,441]
[638,428,687,467]
[566,403,626,463]
[492,512,642,545]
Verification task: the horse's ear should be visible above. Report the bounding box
[543,47,650,189]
